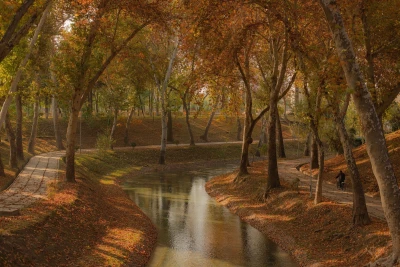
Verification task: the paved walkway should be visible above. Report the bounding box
[277,157,385,220]
[0,151,64,215]
[0,146,386,221]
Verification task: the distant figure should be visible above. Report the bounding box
[336,170,346,190]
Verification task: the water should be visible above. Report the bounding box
[123,163,297,267]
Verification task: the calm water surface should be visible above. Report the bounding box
[123,163,297,267]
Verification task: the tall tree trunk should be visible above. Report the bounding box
[255,115,268,157]
[311,137,319,169]
[149,88,154,116]
[265,101,280,193]
[88,89,93,115]
[44,96,49,119]
[159,39,179,164]
[276,108,286,158]
[124,107,134,146]
[238,107,251,176]
[183,97,195,146]
[52,96,64,150]
[15,94,24,160]
[236,116,242,141]
[335,112,371,225]
[310,123,324,204]
[109,108,118,149]
[95,91,99,114]
[319,1,400,262]
[304,132,311,156]
[200,111,215,142]
[155,89,160,116]
[283,97,288,121]
[0,153,5,177]
[65,102,80,182]
[27,94,39,154]
[294,86,300,109]
[200,97,219,142]
[167,110,173,143]
[5,113,17,168]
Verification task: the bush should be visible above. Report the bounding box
[96,133,115,156]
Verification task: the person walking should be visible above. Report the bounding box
[336,170,346,190]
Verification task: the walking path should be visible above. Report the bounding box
[0,146,385,221]
[0,151,64,215]
[277,157,385,220]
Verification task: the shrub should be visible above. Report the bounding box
[96,133,115,156]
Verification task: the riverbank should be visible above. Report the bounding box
[206,160,392,267]
[0,162,157,266]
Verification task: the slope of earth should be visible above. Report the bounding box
[206,160,392,267]
[22,113,293,149]
[0,154,158,266]
[300,130,400,197]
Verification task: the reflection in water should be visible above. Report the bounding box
[123,164,297,267]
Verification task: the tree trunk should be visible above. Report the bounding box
[304,132,311,156]
[200,97,219,142]
[310,137,319,169]
[236,116,242,141]
[27,94,39,154]
[0,152,5,177]
[335,113,371,225]
[238,113,251,177]
[159,39,179,164]
[44,96,49,119]
[319,1,400,262]
[265,101,280,193]
[109,108,118,149]
[15,94,24,160]
[95,91,99,114]
[310,123,324,205]
[255,115,268,157]
[159,110,168,164]
[52,96,64,150]
[155,89,160,116]
[276,108,286,158]
[200,111,215,142]
[124,107,134,146]
[294,86,300,109]
[88,89,93,115]
[183,97,195,146]
[65,101,80,182]
[5,113,17,168]
[167,110,173,143]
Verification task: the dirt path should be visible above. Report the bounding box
[278,157,384,220]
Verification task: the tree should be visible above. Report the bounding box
[158,38,179,163]
[0,1,51,137]
[0,0,51,63]
[318,0,400,263]
[57,0,155,182]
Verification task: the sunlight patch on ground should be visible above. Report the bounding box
[83,228,143,266]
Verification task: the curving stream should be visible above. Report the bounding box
[123,163,297,267]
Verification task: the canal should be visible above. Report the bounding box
[123,163,297,266]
